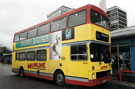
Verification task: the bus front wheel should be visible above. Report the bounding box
[55,71,65,85]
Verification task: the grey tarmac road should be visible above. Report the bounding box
[0,63,134,89]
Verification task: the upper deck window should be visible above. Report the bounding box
[14,34,20,42]
[51,17,67,32]
[38,23,50,35]
[68,10,86,27]
[20,31,27,40]
[28,28,37,38]
[90,10,109,29]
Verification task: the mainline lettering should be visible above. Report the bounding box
[28,63,46,69]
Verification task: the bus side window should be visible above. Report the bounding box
[68,10,86,27]
[28,28,37,38]
[16,53,19,60]
[37,50,47,61]
[14,34,20,42]
[27,51,35,61]
[38,23,50,35]
[71,45,87,61]
[18,52,26,61]
[20,31,27,41]
[51,17,67,32]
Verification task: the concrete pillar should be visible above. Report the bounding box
[117,44,120,72]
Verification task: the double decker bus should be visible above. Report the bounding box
[12,4,112,87]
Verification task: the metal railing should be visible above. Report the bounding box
[120,70,135,82]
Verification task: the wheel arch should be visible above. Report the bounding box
[19,66,24,70]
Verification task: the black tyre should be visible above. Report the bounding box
[19,68,24,77]
[55,71,65,85]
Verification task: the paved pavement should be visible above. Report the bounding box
[110,80,135,88]
[0,63,135,89]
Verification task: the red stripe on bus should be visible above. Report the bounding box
[24,72,38,78]
[24,72,53,80]
[40,75,53,80]
[65,79,89,86]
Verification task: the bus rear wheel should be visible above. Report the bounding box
[55,71,65,85]
[19,69,24,77]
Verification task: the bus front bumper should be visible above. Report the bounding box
[88,75,112,86]
[65,75,112,87]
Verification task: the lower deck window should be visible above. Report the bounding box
[15,49,47,61]
[16,53,19,60]
[71,45,87,60]
[37,50,46,61]
[18,52,26,60]
[27,51,35,61]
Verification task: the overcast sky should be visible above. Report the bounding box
[0,0,135,49]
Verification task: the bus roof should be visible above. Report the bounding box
[15,4,107,35]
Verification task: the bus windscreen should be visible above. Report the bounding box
[90,43,111,63]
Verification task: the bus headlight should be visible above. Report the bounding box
[92,73,95,78]
[110,70,112,74]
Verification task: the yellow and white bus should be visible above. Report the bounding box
[12,4,112,87]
